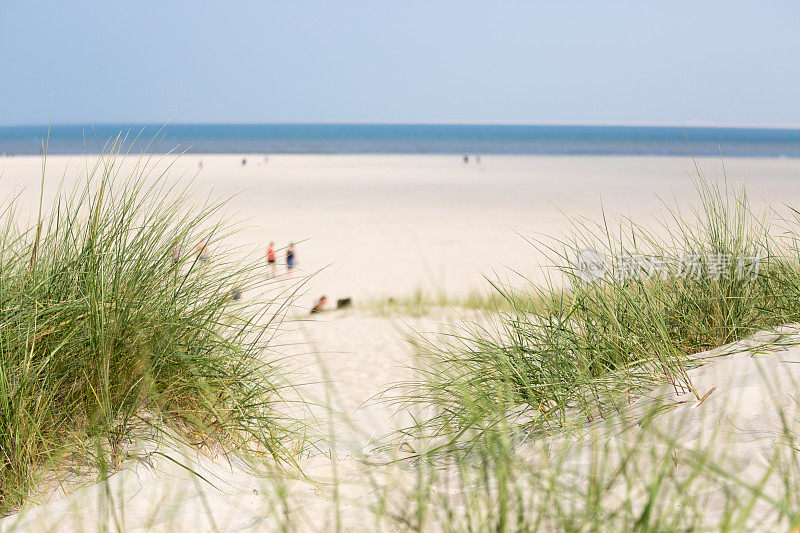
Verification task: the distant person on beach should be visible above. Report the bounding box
[463,154,469,164]
[311,296,327,314]
[172,244,181,267]
[266,242,277,276]
[241,158,247,166]
[286,243,296,273]
[196,241,210,265]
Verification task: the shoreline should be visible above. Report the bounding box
[3,123,800,158]
[5,120,800,129]
[7,152,800,159]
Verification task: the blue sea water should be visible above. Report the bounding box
[0,123,799,157]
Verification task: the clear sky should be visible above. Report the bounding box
[1,1,798,126]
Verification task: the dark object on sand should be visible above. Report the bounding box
[337,298,352,309]
[311,296,327,314]
[232,288,243,301]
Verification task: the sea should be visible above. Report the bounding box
[0,123,799,158]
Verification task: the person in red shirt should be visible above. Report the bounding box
[266,241,277,277]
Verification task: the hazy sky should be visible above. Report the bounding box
[2,1,798,126]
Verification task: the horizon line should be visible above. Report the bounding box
[3,120,800,130]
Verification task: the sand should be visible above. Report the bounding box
[2,153,800,307]
[2,153,800,530]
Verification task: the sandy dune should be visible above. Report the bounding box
[7,314,800,531]
[2,154,800,530]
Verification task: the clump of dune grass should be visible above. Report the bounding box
[386,174,800,446]
[0,144,303,515]
[371,387,800,532]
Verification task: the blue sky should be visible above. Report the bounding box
[1,1,798,126]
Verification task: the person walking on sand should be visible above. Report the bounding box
[286,243,296,273]
[266,241,277,277]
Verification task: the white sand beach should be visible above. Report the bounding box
[3,153,800,306]
[2,154,800,530]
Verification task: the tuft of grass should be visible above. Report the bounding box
[372,388,800,532]
[0,142,304,515]
[366,167,800,530]
[386,174,800,446]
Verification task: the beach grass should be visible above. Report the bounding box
[360,173,800,531]
[385,173,800,446]
[0,142,304,516]
[368,386,800,531]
